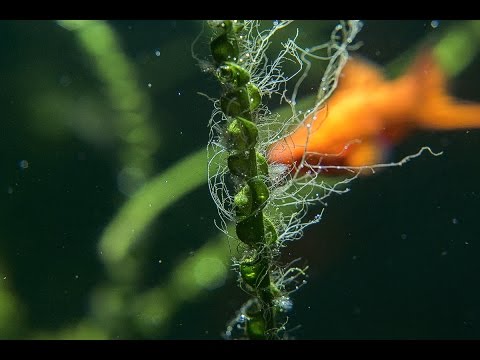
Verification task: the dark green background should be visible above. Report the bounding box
[0,20,479,339]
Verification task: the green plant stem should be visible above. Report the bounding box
[99,149,207,278]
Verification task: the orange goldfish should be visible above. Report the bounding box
[267,50,480,174]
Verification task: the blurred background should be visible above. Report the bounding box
[0,20,479,339]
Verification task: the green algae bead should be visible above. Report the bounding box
[226,117,258,151]
[246,82,261,111]
[216,62,250,87]
[240,256,270,288]
[256,152,269,177]
[248,177,269,210]
[246,315,267,340]
[220,87,250,117]
[236,213,264,245]
[211,32,239,64]
[234,185,252,216]
[228,153,252,178]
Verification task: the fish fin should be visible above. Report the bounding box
[410,49,480,130]
[345,139,390,168]
[335,56,386,93]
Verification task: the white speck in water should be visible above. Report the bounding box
[401,233,407,240]
[3,276,6,280]
[452,218,459,225]
[158,259,162,264]
[155,49,161,57]
[148,203,152,207]
[19,160,29,169]
[147,83,152,88]
[431,20,440,29]
[75,275,79,279]
[177,91,181,96]
[180,131,183,135]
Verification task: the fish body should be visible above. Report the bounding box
[267,50,480,172]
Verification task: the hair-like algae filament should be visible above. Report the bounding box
[203,20,362,339]
[208,20,278,338]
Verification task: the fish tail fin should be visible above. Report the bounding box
[411,49,480,130]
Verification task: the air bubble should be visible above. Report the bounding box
[275,296,293,312]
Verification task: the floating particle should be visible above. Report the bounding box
[19,160,29,169]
